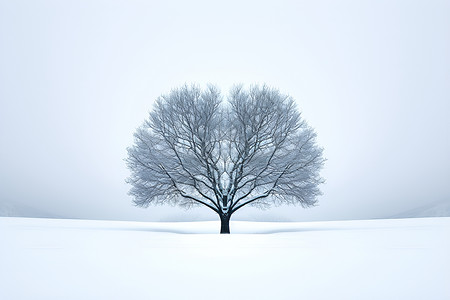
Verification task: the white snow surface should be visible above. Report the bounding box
[1,217,449,300]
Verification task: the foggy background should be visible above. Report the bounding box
[1,0,449,222]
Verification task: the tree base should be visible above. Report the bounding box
[220,215,230,234]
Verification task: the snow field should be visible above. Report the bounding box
[1,217,449,300]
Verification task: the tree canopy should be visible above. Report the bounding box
[126,84,325,233]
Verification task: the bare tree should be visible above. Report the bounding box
[126,84,325,233]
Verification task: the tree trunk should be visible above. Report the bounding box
[220,214,230,234]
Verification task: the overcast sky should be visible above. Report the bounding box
[1,0,449,222]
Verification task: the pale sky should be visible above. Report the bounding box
[1,0,449,222]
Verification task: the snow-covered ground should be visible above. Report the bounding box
[1,217,449,300]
